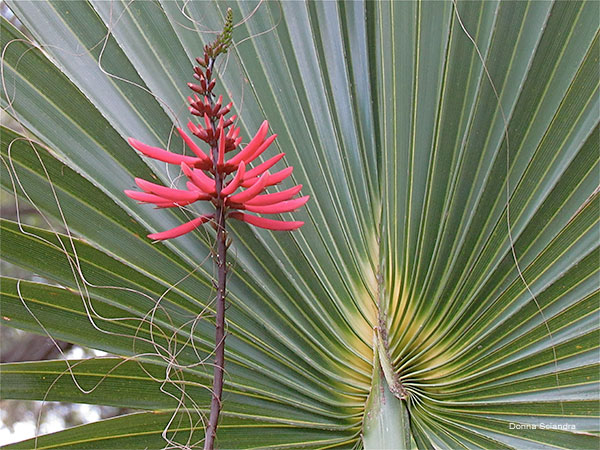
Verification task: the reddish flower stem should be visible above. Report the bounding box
[204,178,226,450]
[204,59,227,450]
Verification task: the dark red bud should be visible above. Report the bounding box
[188,82,204,94]
[217,102,233,117]
[195,129,209,141]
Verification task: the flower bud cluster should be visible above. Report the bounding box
[194,8,233,69]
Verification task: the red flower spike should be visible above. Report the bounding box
[229,212,304,231]
[148,215,214,240]
[126,56,306,241]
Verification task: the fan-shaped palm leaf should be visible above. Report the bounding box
[1,1,598,448]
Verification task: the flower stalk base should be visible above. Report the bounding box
[204,165,228,450]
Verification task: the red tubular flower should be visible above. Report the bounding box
[221,162,246,196]
[128,137,210,169]
[228,212,304,231]
[125,70,308,240]
[147,215,214,240]
[245,185,303,206]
